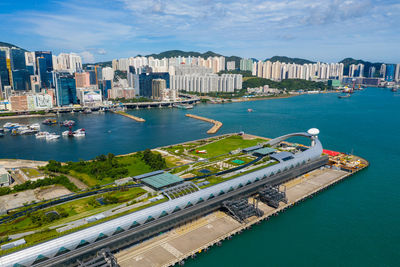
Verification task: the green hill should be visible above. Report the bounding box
[266,56,315,64]
[145,50,222,59]
[339,57,384,77]
[243,77,330,91]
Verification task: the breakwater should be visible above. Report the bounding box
[112,111,145,122]
[185,114,222,134]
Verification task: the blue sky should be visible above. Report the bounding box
[1,0,399,63]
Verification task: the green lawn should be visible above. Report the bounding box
[20,168,42,178]
[117,155,153,176]
[0,187,146,238]
[0,198,167,256]
[190,135,265,158]
[67,155,155,186]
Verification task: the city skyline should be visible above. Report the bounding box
[1,0,399,63]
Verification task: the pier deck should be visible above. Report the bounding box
[115,168,351,267]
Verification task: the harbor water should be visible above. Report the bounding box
[1,87,399,266]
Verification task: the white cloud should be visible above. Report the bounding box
[97,49,107,55]
[5,0,400,61]
[79,51,95,63]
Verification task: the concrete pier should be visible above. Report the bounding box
[112,111,145,122]
[185,114,222,134]
[115,167,365,267]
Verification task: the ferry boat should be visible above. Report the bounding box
[42,119,57,125]
[174,104,193,109]
[35,132,49,138]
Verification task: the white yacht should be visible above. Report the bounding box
[35,132,49,138]
[45,133,60,140]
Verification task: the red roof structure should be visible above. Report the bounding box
[323,149,340,156]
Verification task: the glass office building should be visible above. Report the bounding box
[0,51,9,89]
[55,73,77,106]
[10,48,26,70]
[12,69,30,91]
[385,64,395,82]
[139,72,170,97]
[35,51,53,72]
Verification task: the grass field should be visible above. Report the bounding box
[0,198,167,256]
[190,135,265,158]
[0,187,146,238]
[20,168,42,178]
[67,155,154,186]
[117,155,153,177]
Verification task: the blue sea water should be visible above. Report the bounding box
[0,87,399,266]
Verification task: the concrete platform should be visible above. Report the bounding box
[115,168,349,267]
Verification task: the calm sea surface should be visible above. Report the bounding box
[1,87,399,266]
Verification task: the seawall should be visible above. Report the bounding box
[185,114,222,134]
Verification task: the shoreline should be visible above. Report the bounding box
[0,113,56,120]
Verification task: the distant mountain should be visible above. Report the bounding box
[145,50,222,59]
[266,56,315,64]
[339,58,383,77]
[0,41,27,51]
[83,61,112,68]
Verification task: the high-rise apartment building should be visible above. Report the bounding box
[395,64,400,82]
[226,61,235,71]
[75,72,91,88]
[151,79,166,99]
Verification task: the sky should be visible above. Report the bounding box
[0,0,399,63]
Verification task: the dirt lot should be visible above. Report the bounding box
[0,159,48,169]
[0,185,71,211]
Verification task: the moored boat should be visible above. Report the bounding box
[35,131,49,138]
[338,94,351,99]
[62,120,75,127]
[46,133,60,140]
[174,104,193,109]
[73,128,86,137]
[42,119,57,125]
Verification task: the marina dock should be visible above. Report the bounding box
[113,111,145,122]
[185,114,222,134]
[115,166,366,267]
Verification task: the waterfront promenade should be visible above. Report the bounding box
[185,114,222,134]
[115,166,365,267]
